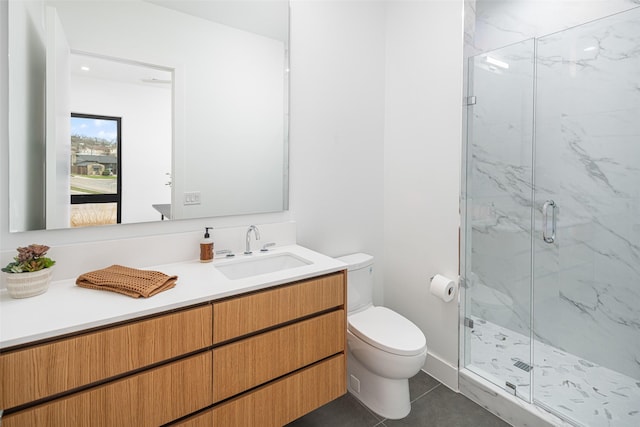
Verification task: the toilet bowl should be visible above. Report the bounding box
[337,253,428,420]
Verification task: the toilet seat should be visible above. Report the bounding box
[348,306,427,356]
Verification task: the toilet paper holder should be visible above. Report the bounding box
[429,274,456,282]
[429,274,457,302]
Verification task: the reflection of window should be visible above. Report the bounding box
[70,113,122,227]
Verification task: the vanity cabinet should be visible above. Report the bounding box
[0,270,346,426]
[175,355,345,427]
[212,272,346,343]
[0,306,213,409]
[214,308,345,402]
[3,352,213,427]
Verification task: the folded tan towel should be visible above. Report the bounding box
[76,265,177,298]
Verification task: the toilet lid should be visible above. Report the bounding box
[348,307,427,356]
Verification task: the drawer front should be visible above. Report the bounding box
[0,305,212,409]
[170,411,214,427]
[213,309,345,402]
[211,355,346,427]
[3,351,213,427]
[213,271,345,343]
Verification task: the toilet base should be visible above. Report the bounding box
[347,350,411,420]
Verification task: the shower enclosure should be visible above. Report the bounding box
[461,7,640,427]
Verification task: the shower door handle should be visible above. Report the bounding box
[542,200,557,243]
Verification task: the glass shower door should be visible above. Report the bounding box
[533,8,640,426]
[463,39,535,402]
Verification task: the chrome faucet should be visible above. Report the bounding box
[244,225,261,254]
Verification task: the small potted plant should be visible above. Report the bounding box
[2,244,56,298]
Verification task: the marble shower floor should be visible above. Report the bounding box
[467,317,640,427]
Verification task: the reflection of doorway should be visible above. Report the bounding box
[70,113,121,227]
[69,52,173,225]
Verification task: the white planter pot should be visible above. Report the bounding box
[3,267,53,299]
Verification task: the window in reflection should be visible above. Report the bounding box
[70,113,122,224]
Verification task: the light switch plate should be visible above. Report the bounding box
[183,191,201,205]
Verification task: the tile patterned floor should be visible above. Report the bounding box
[286,371,511,427]
[467,316,640,427]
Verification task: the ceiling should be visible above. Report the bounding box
[145,0,289,43]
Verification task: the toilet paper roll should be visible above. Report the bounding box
[430,274,457,302]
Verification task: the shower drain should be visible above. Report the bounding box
[514,360,532,372]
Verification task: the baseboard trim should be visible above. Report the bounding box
[423,351,458,391]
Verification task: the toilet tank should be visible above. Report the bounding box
[336,253,374,313]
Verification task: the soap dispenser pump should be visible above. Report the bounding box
[200,227,214,263]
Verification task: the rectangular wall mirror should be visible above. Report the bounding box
[8,0,290,232]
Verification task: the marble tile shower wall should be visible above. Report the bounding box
[466,38,535,338]
[465,0,640,56]
[533,8,640,380]
[464,0,640,380]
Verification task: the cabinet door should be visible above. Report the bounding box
[213,272,345,343]
[174,355,346,427]
[213,310,345,402]
[0,305,212,409]
[3,352,213,427]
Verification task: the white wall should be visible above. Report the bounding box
[290,0,464,389]
[383,0,463,388]
[289,0,387,305]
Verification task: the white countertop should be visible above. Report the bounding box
[0,245,346,349]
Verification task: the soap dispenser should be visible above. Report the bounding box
[200,227,214,263]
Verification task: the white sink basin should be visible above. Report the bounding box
[215,252,312,280]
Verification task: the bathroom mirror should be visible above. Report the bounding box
[8,0,289,232]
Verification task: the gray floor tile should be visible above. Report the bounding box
[384,384,511,427]
[286,393,382,427]
[285,372,510,427]
[408,370,440,402]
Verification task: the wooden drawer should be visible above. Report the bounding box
[213,271,345,343]
[174,354,346,427]
[213,309,345,402]
[0,305,212,409]
[3,351,213,427]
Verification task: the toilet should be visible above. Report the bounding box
[337,253,427,420]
